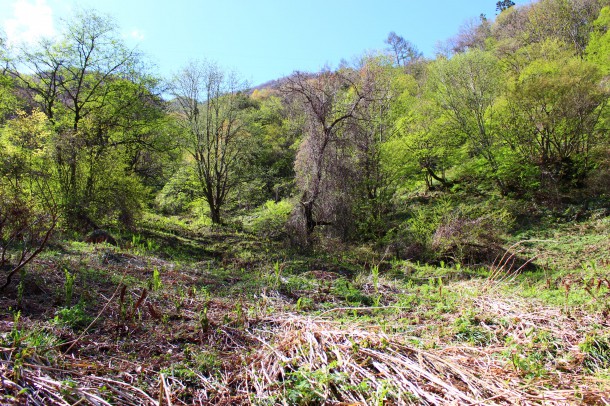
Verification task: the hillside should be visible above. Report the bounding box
[1,213,609,404]
[1,0,610,404]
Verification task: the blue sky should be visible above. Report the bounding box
[1,0,531,86]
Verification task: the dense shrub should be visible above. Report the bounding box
[244,200,293,240]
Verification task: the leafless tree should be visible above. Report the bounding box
[170,60,249,224]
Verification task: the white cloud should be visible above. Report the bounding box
[4,0,55,45]
[129,29,145,41]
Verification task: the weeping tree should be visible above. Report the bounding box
[170,60,250,224]
[284,68,379,243]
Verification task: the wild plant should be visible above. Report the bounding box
[150,268,162,291]
[64,269,75,307]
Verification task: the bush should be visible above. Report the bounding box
[245,200,293,239]
[384,197,513,265]
[54,303,92,330]
[155,165,200,215]
[431,206,513,265]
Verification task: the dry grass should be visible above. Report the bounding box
[2,227,610,405]
[4,286,608,405]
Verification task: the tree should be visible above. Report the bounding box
[428,50,504,189]
[500,51,608,190]
[447,15,492,54]
[586,6,610,75]
[0,189,58,291]
[242,90,297,207]
[170,60,250,224]
[346,57,402,236]
[10,9,165,229]
[0,31,18,123]
[496,0,515,13]
[385,32,422,68]
[394,99,460,190]
[284,69,369,242]
[492,0,604,58]
[1,111,58,291]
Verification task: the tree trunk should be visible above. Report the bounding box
[210,205,222,225]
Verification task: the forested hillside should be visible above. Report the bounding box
[1,0,610,404]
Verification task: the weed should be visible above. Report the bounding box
[296,296,314,311]
[272,261,283,288]
[333,279,373,306]
[371,264,379,294]
[54,302,92,330]
[150,268,162,291]
[147,239,159,252]
[63,269,75,307]
[192,350,222,374]
[580,334,610,372]
[3,312,60,381]
[284,362,348,405]
[16,278,24,309]
[131,234,142,247]
[453,313,493,346]
[199,304,210,332]
[233,301,245,327]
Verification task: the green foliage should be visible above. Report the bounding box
[54,302,92,330]
[155,165,200,215]
[587,7,610,75]
[285,362,349,405]
[244,200,292,239]
[63,269,75,307]
[333,279,373,306]
[501,50,605,189]
[150,268,162,291]
[454,314,493,346]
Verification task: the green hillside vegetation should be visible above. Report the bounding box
[1,0,610,404]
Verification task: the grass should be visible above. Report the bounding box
[0,212,609,404]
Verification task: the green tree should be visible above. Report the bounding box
[348,57,403,236]
[587,6,610,75]
[394,99,461,190]
[0,32,18,123]
[500,48,608,190]
[242,89,297,207]
[496,0,515,12]
[1,110,58,291]
[492,0,604,58]
[428,50,504,190]
[10,10,165,229]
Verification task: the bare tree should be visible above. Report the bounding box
[170,60,249,224]
[447,15,492,54]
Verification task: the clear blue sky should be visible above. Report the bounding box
[1,0,532,86]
